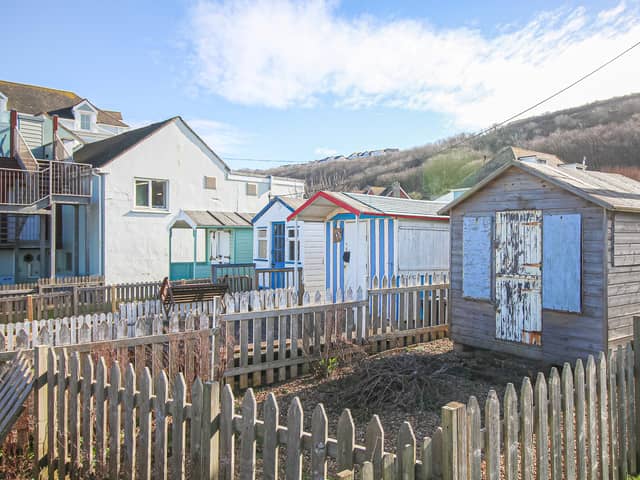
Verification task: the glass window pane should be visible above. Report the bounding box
[259,240,267,258]
[135,180,149,207]
[80,114,91,130]
[152,181,167,208]
[258,229,267,238]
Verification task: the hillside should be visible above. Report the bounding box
[260,93,640,198]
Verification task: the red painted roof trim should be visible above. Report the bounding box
[287,191,449,222]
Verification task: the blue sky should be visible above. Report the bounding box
[5,1,640,169]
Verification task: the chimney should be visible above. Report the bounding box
[392,181,401,198]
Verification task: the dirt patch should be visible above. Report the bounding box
[252,338,550,452]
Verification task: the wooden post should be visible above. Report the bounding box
[33,346,48,479]
[9,110,17,159]
[72,286,79,316]
[27,295,34,321]
[634,315,640,468]
[50,204,56,280]
[441,401,467,480]
[193,228,198,280]
[111,285,117,313]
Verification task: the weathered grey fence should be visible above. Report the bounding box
[32,319,640,479]
[0,299,218,355]
[220,278,449,389]
[0,280,161,323]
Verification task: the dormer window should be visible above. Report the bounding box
[80,113,92,130]
[72,100,98,132]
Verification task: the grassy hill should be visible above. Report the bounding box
[260,93,640,198]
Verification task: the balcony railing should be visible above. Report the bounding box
[0,161,92,207]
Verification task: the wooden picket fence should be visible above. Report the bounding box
[31,317,640,479]
[0,299,218,357]
[219,278,449,389]
[0,275,104,293]
[0,280,161,323]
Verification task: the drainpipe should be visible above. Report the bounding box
[294,217,299,295]
[9,110,17,160]
[91,169,105,278]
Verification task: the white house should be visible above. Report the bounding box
[75,117,305,283]
[288,192,450,299]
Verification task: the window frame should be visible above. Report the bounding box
[80,113,92,131]
[256,228,268,260]
[133,177,169,211]
[286,226,301,262]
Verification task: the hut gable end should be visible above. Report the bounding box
[449,166,608,363]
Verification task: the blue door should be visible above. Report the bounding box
[271,222,285,287]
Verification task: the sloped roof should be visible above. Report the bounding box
[438,160,640,214]
[178,211,254,228]
[0,80,127,127]
[252,196,306,224]
[74,118,175,167]
[288,191,449,221]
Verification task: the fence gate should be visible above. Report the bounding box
[495,210,542,344]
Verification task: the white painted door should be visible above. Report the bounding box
[342,220,368,298]
[495,210,542,345]
[210,231,232,263]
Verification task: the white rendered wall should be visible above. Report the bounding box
[100,120,304,283]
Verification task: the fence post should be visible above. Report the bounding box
[33,346,48,479]
[441,401,467,480]
[72,286,79,316]
[27,295,34,322]
[634,315,640,468]
[111,286,117,313]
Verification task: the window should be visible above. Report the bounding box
[204,176,217,190]
[80,113,92,130]
[246,183,258,196]
[257,229,268,259]
[287,227,300,262]
[135,178,168,209]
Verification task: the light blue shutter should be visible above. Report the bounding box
[542,213,581,312]
[462,216,492,300]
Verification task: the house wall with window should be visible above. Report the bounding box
[95,119,303,283]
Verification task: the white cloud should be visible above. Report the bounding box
[186,1,640,129]
[187,118,247,155]
[314,146,338,157]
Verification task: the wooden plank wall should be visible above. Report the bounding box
[608,211,640,346]
[449,167,607,363]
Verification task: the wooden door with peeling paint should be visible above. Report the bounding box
[495,210,542,345]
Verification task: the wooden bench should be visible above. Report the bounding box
[159,277,227,316]
[0,350,34,444]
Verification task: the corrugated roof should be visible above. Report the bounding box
[439,160,640,214]
[344,192,447,217]
[0,80,128,127]
[183,210,254,227]
[288,191,449,221]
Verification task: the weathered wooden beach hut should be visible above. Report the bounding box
[289,191,449,300]
[439,148,640,362]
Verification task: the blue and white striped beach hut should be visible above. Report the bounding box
[288,192,450,300]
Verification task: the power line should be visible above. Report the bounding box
[224,38,640,165]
